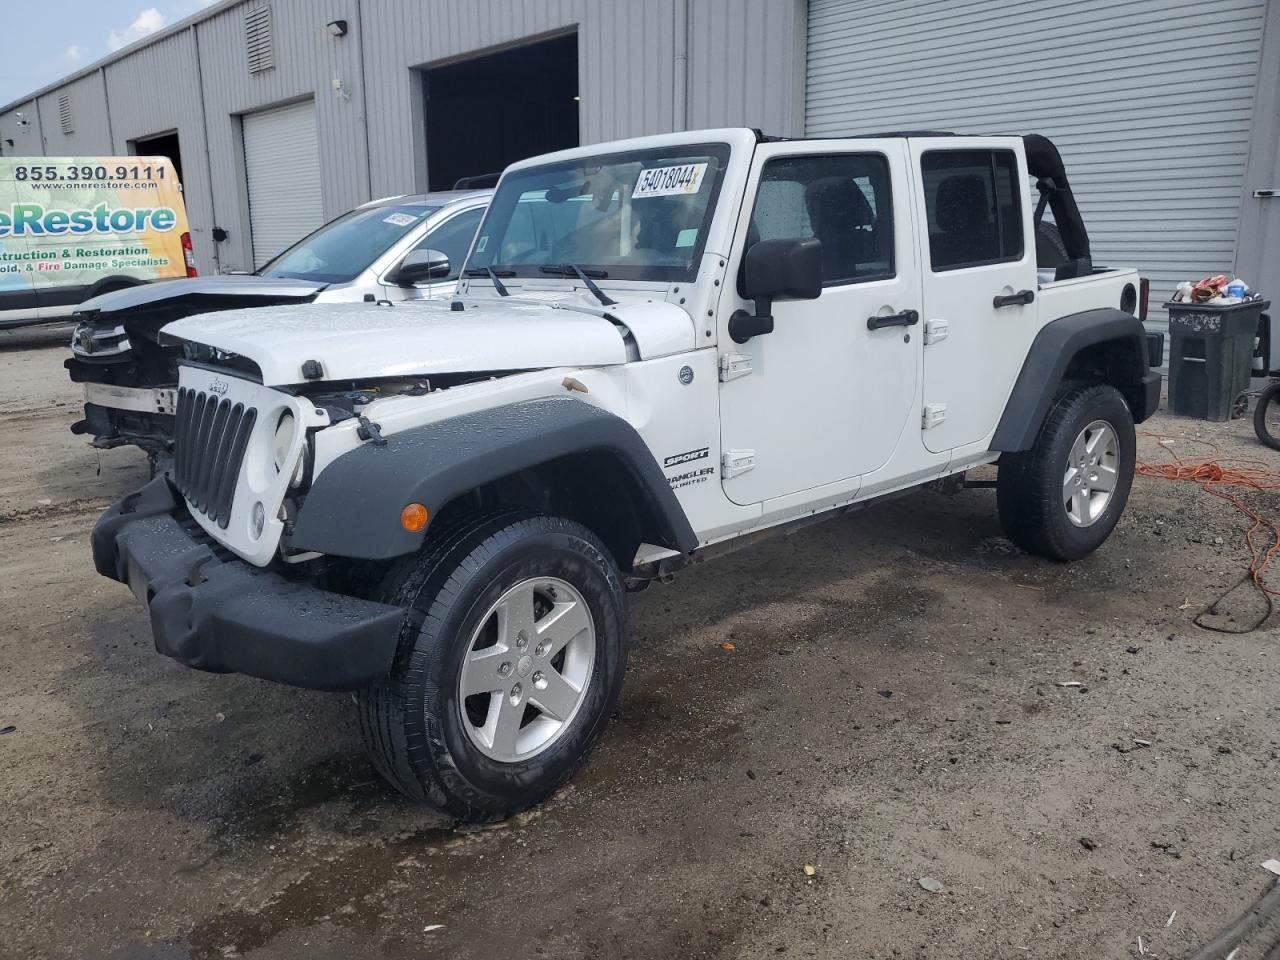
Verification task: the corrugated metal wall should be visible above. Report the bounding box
[358,0,803,197]
[190,0,372,271]
[805,0,1269,331]
[686,0,806,135]
[34,72,112,155]
[0,0,804,273]
[102,29,216,270]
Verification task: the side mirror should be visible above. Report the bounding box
[391,248,450,285]
[729,237,823,343]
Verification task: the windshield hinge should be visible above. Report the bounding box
[718,352,754,382]
[721,448,756,479]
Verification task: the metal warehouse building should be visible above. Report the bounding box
[2,0,1276,333]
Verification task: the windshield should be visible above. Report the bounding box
[466,143,730,283]
[259,203,440,283]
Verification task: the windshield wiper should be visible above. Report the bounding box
[464,266,514,297]
[540,264,616,306]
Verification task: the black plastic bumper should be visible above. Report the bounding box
[91,477,404,691]
[1136,370,1162,423]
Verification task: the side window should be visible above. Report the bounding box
[746,153,894,287]
[921,150,1023,271]
[413,206,485,282]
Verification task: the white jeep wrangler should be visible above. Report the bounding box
[93,128,1161,819]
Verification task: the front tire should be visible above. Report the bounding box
[997,383,1136,561]
[357,513,629,820]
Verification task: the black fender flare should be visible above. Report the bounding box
[288,396,698,560]
[991,308,1160,452]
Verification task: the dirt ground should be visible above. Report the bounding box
[2,329,1279,960]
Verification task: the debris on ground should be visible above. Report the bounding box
[719,642,736,651]
[803,864,816,877]
[1079,838,1098,851]
[1262,859,1280,877]
[918,877,944,893]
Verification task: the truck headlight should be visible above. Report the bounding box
[272,410,310,489]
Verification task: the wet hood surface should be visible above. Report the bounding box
[76,275,328,317]
[161,297,643,385]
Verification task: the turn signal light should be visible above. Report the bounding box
[400,503,429,533]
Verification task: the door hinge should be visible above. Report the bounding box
[924,318,949,345]
[719,352,754,382]
[721,448,756,478]
[922,403,947,430]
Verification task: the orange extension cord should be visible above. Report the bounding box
[1137,432,1280,630]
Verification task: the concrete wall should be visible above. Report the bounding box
[0,0,807,274]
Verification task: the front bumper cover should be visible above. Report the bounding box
[91,477,404,691]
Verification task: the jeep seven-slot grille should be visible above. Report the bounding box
[173,387,257,528]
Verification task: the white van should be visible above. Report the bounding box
[0,156,193,328]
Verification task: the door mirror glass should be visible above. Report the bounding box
[742,237,823,302]
[391,248,450,285]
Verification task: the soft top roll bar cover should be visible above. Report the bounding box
[1023,134,1091,263]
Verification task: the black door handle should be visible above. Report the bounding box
[867,309,919,330]
[993,289,1035,308]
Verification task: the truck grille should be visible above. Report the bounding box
[173,387,257,528]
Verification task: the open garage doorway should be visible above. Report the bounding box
[132,131,184,188]
[424,32,579,191]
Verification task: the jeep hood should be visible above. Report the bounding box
[160,297,695,386]
[76,274,327,317]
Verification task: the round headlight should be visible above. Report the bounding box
[273,411,296,473]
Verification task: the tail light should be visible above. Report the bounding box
[1138,277,1150,322]
[181,232,197,277]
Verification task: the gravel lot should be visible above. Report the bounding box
[2,331,1279,960]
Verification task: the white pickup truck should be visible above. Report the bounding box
[93,128,1161,820]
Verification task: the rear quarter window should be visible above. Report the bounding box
[921,149,1023,271]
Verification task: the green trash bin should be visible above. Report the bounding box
[1166,298,1270,421]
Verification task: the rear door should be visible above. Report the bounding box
[909,137,1038,453]
[717,139,920,506]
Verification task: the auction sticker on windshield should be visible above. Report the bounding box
[632,163,707,199]
[0,156,191,308]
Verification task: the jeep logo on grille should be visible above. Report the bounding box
[209,378,230,396]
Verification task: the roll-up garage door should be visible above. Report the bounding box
[805,0,1268,333]
[242,99,323,269]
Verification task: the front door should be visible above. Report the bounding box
[717,140,920,506]
[384,205,486,302]
[908,138,1039,453]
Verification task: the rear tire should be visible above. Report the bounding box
[1253,381,1280,451]
[997,383,1136,561]
[357,512,629,820]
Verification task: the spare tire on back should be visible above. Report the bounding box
[1035,221,1069,268]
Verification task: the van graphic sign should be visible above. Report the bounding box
[0,157,191,302]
